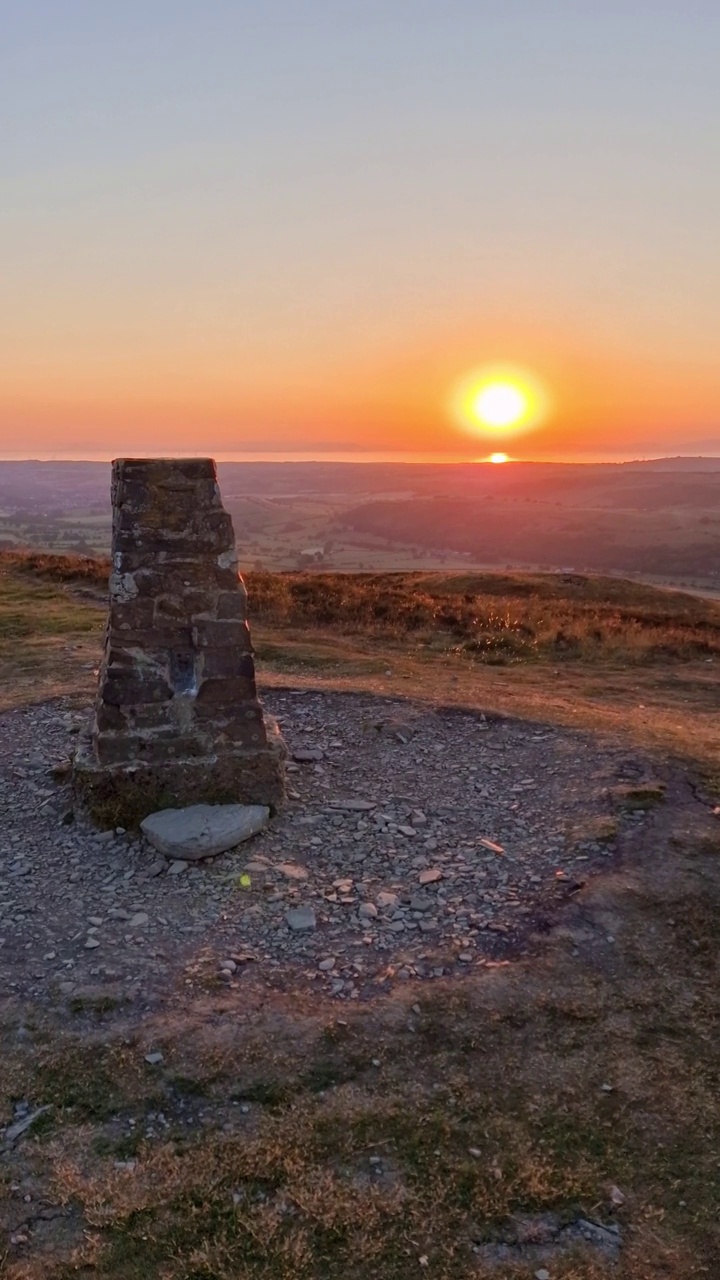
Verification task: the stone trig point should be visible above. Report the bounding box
[73,458,285,826]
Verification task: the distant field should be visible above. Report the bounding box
[3,457,720,583]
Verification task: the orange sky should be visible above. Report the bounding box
[2,5,719,461]
[3,308,718,461]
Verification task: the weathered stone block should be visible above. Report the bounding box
[73,457,285,827]
[95,704,129,733]
[156,592,216,621]
[218,716,268,748]
[192,619,251,649]
[217,589,248,620]
[111,599,156,630]
[102,672,174,706]
[195,675,258,706]
[199,648,256,679]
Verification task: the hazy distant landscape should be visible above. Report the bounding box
[2,456,720,587]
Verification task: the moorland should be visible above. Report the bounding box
[0,549,719,1278]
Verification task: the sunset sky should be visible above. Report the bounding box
[2,2,719,462]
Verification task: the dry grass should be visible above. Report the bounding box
[0,559,104,708]
[247,569,720,665]
[5,550,720,664]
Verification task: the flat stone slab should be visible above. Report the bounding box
[141,803,269,860]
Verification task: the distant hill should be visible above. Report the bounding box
[621,456,720,472]
[1,457,719,580]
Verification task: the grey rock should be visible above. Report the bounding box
[141,803,270,860]
[359,902,378,919]
[286,906,316,931]
[3,1106,52,1148]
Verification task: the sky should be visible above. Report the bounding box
[1,1,719,462]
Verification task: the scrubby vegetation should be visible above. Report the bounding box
[248,569,720,663]
[4,550,720,665]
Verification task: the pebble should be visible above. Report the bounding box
[359,902,378,919]
[277,863,309,881]
[286,906,317,931]
[418,868,442,885]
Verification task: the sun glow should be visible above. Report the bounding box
[489,452,510,464]
[474,383,527,428]
[450,364,549,440]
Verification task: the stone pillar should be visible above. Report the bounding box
[73,458,285,826]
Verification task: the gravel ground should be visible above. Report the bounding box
[0,690,659,1007]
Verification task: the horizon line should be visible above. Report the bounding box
[3,450,720,466]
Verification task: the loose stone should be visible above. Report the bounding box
[418,868,442,885]
[286,906,317,931]
[359,902,378,919]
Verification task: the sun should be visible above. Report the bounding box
[449,364,549,440]
[474,383,527,429]
[489,452,510,464]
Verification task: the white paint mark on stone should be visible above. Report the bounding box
[217,549,238,570]
[109,572,139,603]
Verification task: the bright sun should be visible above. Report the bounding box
[473,382,527,429]
[489,452,509,464]
[449,364,549,441]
